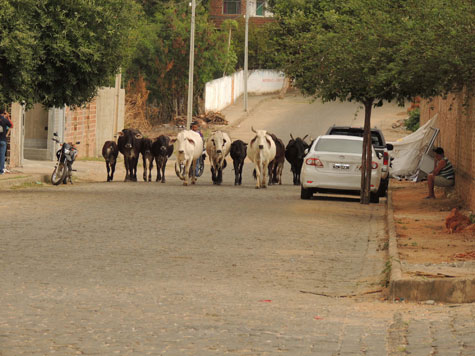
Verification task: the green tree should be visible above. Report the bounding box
[0,0,36,106]
[125,2,228,120]
[270,0,474,204]
[0,0,141,108]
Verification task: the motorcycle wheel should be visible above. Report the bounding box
[196,160,204,177]
[51,163,68,185]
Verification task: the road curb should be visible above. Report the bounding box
[0,173,50,189]
[387,182,475,303]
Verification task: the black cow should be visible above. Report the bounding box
[230,140,247,185]
[102,141,119,182]
[141,137,154,182]
[268,133,285,185]
[152,135,174,183]
[285,134,309,185]
[117,128,143,182]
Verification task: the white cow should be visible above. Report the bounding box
[206,131,231,185]
[171,130,203,186]
[248,127,276,189]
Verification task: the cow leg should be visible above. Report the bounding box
[217,163,223,185]
[191,159,198,185]
[211,165,217,184]
[240,161,245,185]
[143,156,148,181]
[183,160,192,186]
[148,157,153,182]
[267,162,273,186]
[262,162,268,188]
[278,163,283,185]
[106,161,111,182]
[155,156,162,182]
[124,158,130,181]
[255,163,261,189]
[161,158,167,183]
[110,160,116,182]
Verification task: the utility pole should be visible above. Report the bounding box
[187,0,196,129]
[244,0,250,112]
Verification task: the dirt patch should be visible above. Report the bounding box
[391,180,474,264]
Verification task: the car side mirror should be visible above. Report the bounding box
[386,143,394,151]
[304,148,309,155]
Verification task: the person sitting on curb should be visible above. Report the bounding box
[426,147,455,199]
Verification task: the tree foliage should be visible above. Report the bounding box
[125,2,229,120]
[0,0,141,108]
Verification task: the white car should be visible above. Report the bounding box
[300,135,382,203]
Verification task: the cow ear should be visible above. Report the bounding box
[266,137,272,147]
[250,137,256,146]
[117,131,124,137]
[187,138,195,145]
[244,143,248,146]
[170,138,176,144]
[135,133,143,139]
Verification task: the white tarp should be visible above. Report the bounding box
[389,114,438,178]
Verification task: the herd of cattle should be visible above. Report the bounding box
[102,128,310,189]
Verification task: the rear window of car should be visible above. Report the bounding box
[327,128,384,146]
[314,138,363,154]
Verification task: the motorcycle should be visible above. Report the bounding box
[51,133,80,185]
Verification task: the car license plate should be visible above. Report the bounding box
[333,163,350,170]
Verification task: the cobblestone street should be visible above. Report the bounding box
[1,98,474,355]
[2,173,474,355]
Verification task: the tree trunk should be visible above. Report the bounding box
[360,100,373,204]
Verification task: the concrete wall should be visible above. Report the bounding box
[9,103,24,168]
[205,69,284,112]
[95,87,125,155]
[420,90,474,209]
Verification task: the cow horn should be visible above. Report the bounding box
[303,134,308,140]
[290,133,294,140]
[251,126,257,133]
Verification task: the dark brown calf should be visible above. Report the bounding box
[102,141,119,182]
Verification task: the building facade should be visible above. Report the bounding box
[209,0,273,27]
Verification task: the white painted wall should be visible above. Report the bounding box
[205,70,284,112]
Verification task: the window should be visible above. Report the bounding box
[256,0,265,16]
[314,138,363,154]
[223,0,241,15]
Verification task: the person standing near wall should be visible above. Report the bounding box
[0,109,13,174]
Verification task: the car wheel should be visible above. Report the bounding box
[301,186,313,200]
[370,192,380,204]
[378,177,389,197]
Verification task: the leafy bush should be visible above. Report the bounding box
[405,108,420,132]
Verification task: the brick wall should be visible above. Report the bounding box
[64,102,97,159]
[420,90,474,209]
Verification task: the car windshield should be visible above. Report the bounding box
[314,138,363,154]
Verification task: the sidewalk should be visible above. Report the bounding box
[388,181,475,303]
[0,93,274,190]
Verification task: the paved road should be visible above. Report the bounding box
[1,96,474,355]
